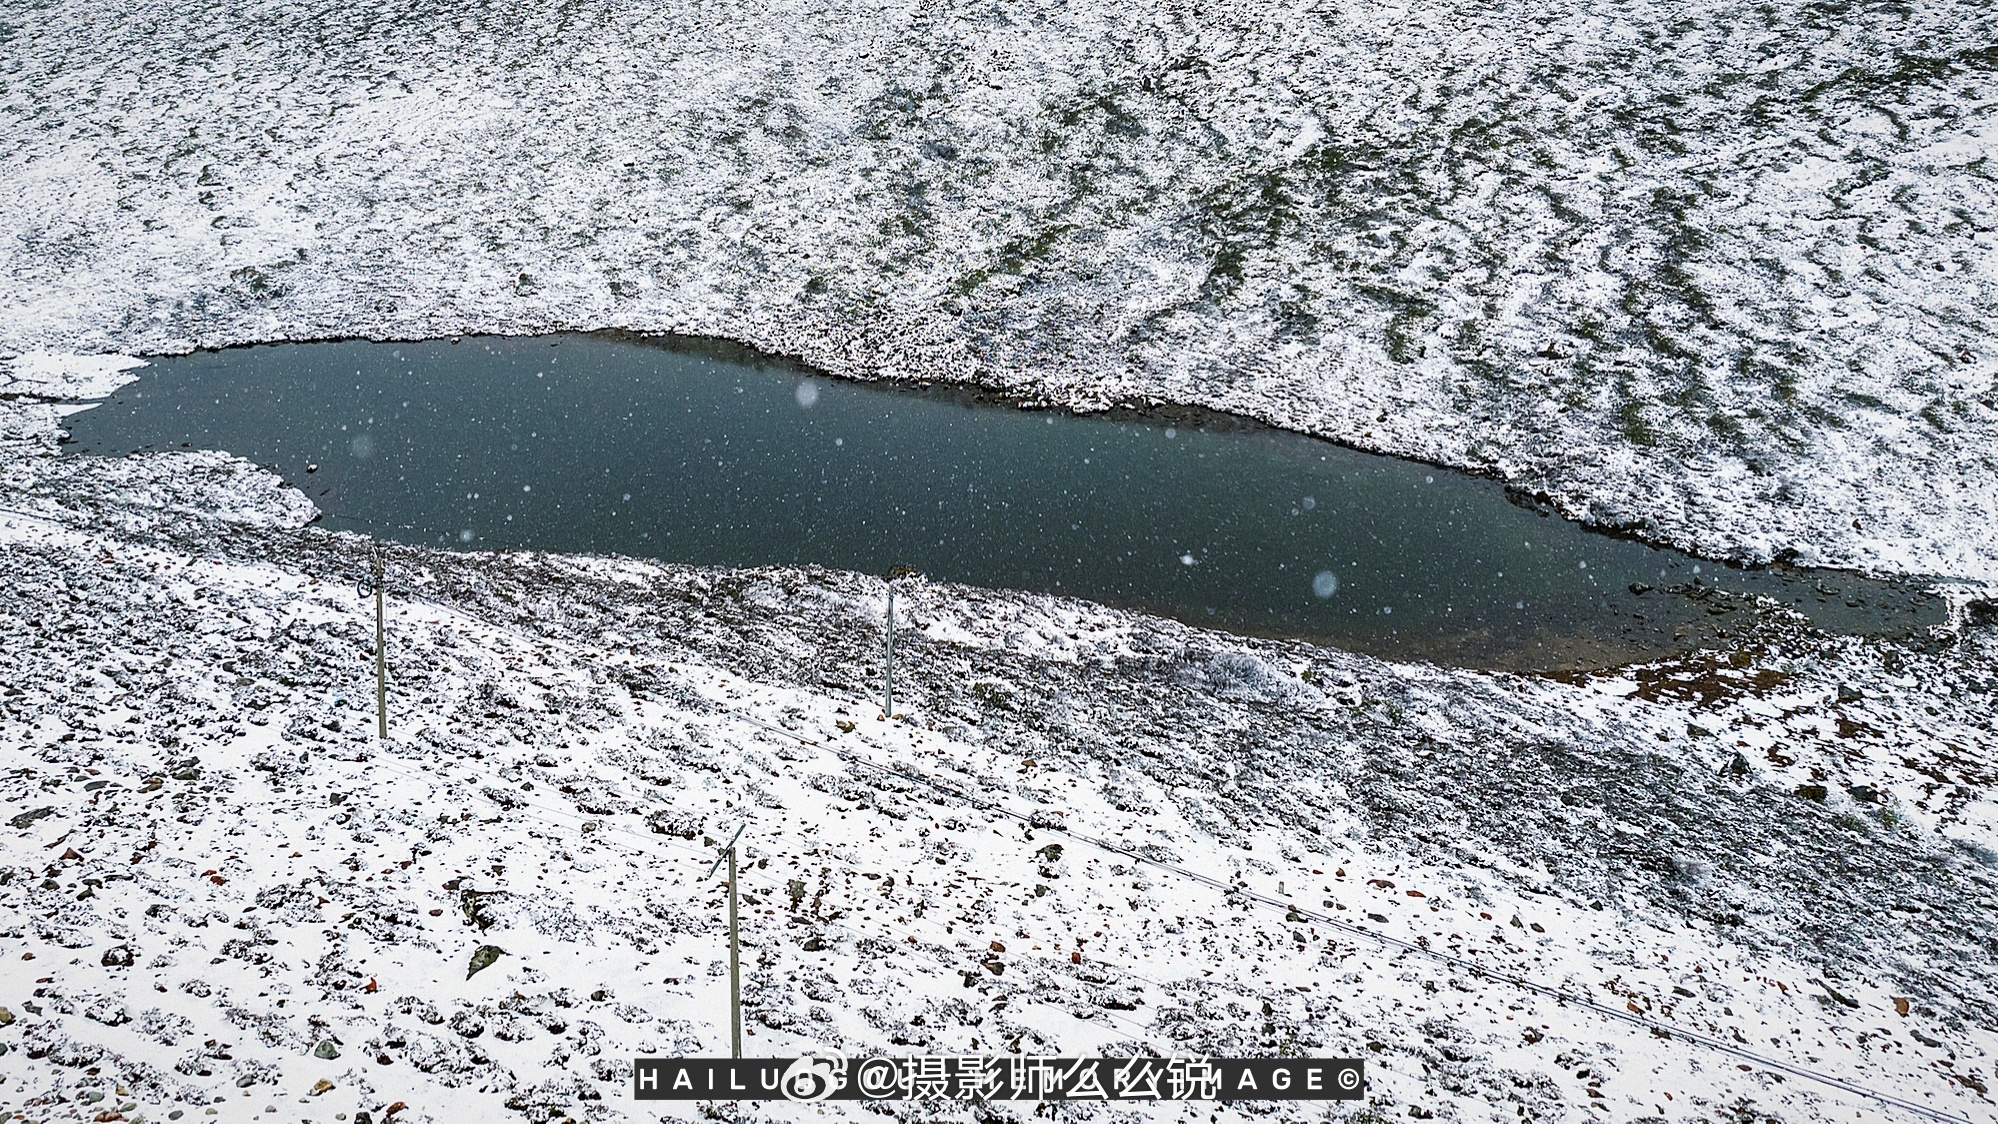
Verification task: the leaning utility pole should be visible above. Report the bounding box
[704,825,746,1058]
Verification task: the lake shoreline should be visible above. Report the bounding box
[58,331,1951,674]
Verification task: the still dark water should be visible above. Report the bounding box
[64,332,1940,668]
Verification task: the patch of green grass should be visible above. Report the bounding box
[229,265,287,301]
[1353,283,1436,364]
[1619,397,1657,446]
[953,223,1075,297]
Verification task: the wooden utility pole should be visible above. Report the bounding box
[883,582,895,721]
[372,547,387,741]
[882,566,917,722]
[704,825,746,1058]
[728,845,741,1058]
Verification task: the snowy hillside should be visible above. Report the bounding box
[4,1,1998,1120]
[2,359,1996,1122]
[2,0,1996,578]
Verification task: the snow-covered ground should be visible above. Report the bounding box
[2,0,1996,580]
[5,1,1998,1121]
[2,358,1996,1123]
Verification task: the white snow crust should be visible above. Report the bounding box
[1,390,1996,1122]
[0,354,147,403]
[5,3,1998,1122]
[2,0,1996,579]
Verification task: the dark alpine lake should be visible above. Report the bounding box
[63,332,1942,669]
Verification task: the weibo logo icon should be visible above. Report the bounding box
[780,1053,847,1102]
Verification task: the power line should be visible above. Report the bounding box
[15,503,1962,1122]
[724,712,1980,1124]
[348,752,1184,1055]
[355,711,1986,1124]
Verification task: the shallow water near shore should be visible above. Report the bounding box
[62,332,1943,669]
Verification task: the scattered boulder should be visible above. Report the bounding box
[1667,854,1712,885]
[1199,651,1285,703]
[314,1041,341,1060]
[645,810,699,838]
[467,944,508,979]
[100,945,134,968]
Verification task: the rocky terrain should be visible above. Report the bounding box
[2,0,1996,580]
[1,358,1995,1123]
[5,0,1998,1120]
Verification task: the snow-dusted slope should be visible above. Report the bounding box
[2,361,1996,1122]
[3,0,1996,578]
[5,3,1998,1120]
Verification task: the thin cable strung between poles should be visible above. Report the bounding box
[724,711,1977,1124]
